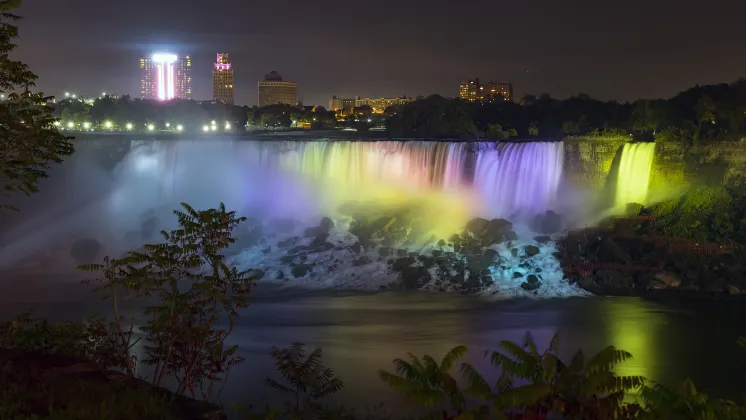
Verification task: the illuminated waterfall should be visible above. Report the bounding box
[614,142,655,207]
[114,140,566,236]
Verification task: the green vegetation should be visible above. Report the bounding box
[386,82,746,141]
[647,186,746,244]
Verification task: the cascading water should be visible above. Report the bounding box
[614,142,656,208]
[0,138,589,298]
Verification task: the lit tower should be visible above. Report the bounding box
[212,53,234,105]
[139,53,192,100]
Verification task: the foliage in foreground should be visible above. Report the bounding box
[0,0,74,213]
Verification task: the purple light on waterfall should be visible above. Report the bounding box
[473,142,564,218]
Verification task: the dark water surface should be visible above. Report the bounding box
[3,274,745,413]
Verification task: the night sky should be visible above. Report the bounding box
[15,0,746,106]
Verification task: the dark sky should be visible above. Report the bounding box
[15,0,746,106]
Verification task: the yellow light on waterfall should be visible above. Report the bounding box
[614,143,655,209]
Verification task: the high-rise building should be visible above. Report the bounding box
[354,96,415,113]
[257,71,298,106]
[459,78,513,102]
[212,53,234,105]
[140,53,191,100]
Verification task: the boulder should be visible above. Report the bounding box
[291,264,313,278]
[70,238,101,265]
[401,266,430,290]
[392,257,412,271]
[653,271,681,288]
[520,274,541,291]
[524,245,540,257]
[319,217,335,233]
[598,238,631,264]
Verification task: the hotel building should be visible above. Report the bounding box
[140,53,192,100]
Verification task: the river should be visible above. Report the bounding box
[4,275,745,413]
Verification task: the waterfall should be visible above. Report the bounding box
[105,139,565,235]
[614,142,655,208]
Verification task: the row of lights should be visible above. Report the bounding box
[55,120,233,132]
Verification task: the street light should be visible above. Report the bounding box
[82,122,91,129]
[125,123,133,130]
[147,124,155,131]
[202,125,209,132]
[66,122,74,129]
[224,122,231,130]
[53,121,61,126]
[104,121,112,129]
[165,122,170,128]
[176,124,183,132]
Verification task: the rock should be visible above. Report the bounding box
[654,272,681,288]
[466,254,492,273]
[466,217,490,235]
[261,247,272,254]
[353,256,372,266]
[448,234,461,243]
[70,238,101,265]
[505,231,519,241]
[291,264,312,278]
[308,234,330,249]
[437,239,446,247]
[533,236,552,244]
[524,245,540,257]
[595,270,630,289]
[303,227,320,237]
[378,247,391,257]
[400,266,430,290]
[625,203,644,217]
[349,242,362,255]
[513,272,523,278]
[278,237,300,249]
[598,238,631,264]
[392,257,412,271]
[727,285,743,295]
[510,248,519,258]
[396,249,408,257]
[319,217,335,233]
[520,274,541,291]
[484,248,499,263]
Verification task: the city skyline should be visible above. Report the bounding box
[14,0,746,106]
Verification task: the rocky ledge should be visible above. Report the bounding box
[558,212,746,298]
[226,203,584,297]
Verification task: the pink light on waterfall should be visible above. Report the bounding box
[152,53,177,101]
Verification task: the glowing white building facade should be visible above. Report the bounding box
[140,53,192,100]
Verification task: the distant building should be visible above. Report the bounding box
[328,95,356,112]
[212,53,234,105]
[140,53,192,100]
[459,78,513,102]
[257,71,298,106]
[354,96,415,113]
[459,78,481,102]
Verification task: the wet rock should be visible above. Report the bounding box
[595,270,630,289]
[353,256,372,266]
[437,239,446,247]
[396,249,408,257]
[598,238,631,264]
[278,237,300,249]
[392,257,412,271]
[349,242,362,255]
[448,233,461,243]
[625,203,644,217]
[524,245,540,257]
[70,238,101,265]
[484,248,499,263]
[466,218,490,235]
[520,274,541,291]
[378,247,391,257]
[291,264,313,278]
[654,271,681,288]
[510,248,519,258]
[261,246,272,254]
[505,231,519,241]
[513,272,523,278]
[401,266,430,290]
[533,236,552,244]
[319,217,335,233]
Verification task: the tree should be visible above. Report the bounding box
[266,342,344,415]
[80,202,259,401]
[460,331,645,418]
[379,345,472,417]
[0,0,74,212]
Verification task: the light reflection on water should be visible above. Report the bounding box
[0,278,744,413]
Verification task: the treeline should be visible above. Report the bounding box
[387,79,746,143]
